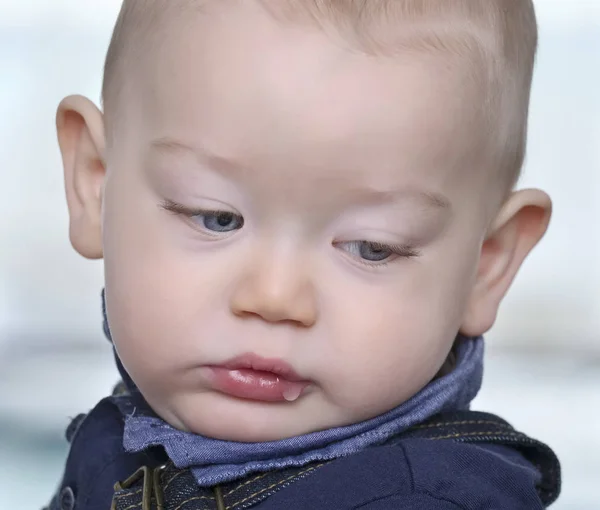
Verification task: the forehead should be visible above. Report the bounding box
[123,1,484,191]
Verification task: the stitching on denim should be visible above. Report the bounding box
[413,420,511,430]
[318,415,506,450]
[114,486,217,510]
[172,494,216,510]
[224,472,269,497]
[113,488,143,500]
[118,503,142,510]
[228,464,323,509]
[429,431,522,441]
[163,470,187,492]
[236,466,329,510]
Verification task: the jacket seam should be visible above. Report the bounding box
[405,441,468,509]
[415,489,469,510]
[351,490,467,510]
[402,442,416,494]
[400,442,468,510]
[79,449,131,508]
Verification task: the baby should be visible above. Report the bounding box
[48,1,561,509]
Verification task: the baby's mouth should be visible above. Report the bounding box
[205,353,310,402]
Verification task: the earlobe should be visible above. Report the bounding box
[56,95,106,259]
[460,189,552,337]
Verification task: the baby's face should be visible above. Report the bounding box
[103,2,491,441]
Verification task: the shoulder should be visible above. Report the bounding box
[401,438,545,509]
[48,396,161,510]
[263,439,545,510]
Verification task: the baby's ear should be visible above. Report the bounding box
[56,95,106,259]
[460,189,552,337]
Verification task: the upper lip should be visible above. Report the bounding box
[218,353,305,382]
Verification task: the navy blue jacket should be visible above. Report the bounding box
[45,394,560,510]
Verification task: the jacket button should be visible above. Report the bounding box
[59,486,75,510]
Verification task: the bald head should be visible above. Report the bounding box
[101,0,537,189]
[102,1,193,114]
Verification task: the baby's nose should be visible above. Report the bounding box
[229,258,318,327]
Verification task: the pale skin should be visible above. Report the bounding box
[56,1,551,442]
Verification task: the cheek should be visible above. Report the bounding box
[322,289,447,414]
[320,248,478,414]
[102,173,229,381]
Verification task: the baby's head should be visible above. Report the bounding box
[56,0,551,442]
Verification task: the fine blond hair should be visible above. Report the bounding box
[102,0,538,190]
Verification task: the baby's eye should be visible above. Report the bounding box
[345,241,392,261]
[337,241,419,263]
[191,211,244,233]
[160,200,244,235]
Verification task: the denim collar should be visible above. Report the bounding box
[102,290,484,487]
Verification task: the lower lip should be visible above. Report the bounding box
[206,367,309,402]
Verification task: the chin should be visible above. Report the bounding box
[180,414,302,443]
[168,392,326,442]
[195,420,288,443]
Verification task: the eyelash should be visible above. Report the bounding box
[159,199,421,265]
[160,199,213,217]
[366,241,419,258]
[159,199,242,236]
[342,241,421,269]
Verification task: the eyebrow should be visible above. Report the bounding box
[351,187,451,210]
[149,136,245,176]
[149,137,451,211]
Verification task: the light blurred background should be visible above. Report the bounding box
[0,0,598,508]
